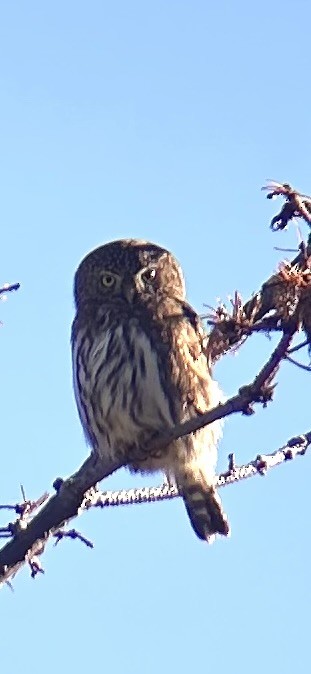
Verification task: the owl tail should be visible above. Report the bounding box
[180,471,230,543]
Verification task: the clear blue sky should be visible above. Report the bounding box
[0,2,310,672]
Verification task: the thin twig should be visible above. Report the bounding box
[285,354,311,372]
[0,282,20,296]
[54,529,94,549]
[0,505,19,511]
[274,247,299,253]
[0,427,309,583]
[28,556,44,579]
[80,432,310,509]
[262,181,311,230]
[287,339,309,354]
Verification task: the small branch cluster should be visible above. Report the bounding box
[54,529,93,549]
[262,180,311,231]
[0,492,49,539]
[0,282,20,299]
[207,184,311,364]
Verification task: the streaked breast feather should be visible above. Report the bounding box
[73,323,174,452]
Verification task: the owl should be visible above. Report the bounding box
[72,239,229,542]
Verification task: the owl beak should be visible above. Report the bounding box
[123,280,136,304]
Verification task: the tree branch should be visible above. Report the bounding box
[0,453,123,587]
[208,238,311,363]
[81,430,311,508]
[262,180,311,230]
[0,329,294,587]
[0,282,20,297]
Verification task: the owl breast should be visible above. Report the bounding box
[73,320,176,463]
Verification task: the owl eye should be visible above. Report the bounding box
[101,272,116,288]
[141,268,157,284]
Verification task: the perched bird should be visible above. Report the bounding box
[72,239,229,542]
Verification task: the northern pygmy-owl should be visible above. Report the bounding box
[72,239,229,542]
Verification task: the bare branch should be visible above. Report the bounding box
[0,282,20,297]
[208,242,311,364]
[287,339,309,354]
[54,529,94,549]
[262,180,311,230]
[206,181,311,364]
[285,354,311,372]
[81,431,310,508]
[0,453,122,586]
[0,329,294,586]
[1,424,309,585]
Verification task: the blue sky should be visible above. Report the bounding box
[0,2,310,672]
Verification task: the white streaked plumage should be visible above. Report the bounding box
[72,238,230,541]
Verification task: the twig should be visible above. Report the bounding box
[28,556,44,579]
[0,282,20,297]
[0,493,49,520]
[274,247,299,253]
[0,425,308,583]
[287,339,309,354]
[0,527,14,539]
[80,432,310,509]
[262,181,311,230]
[54,529,94,548]
[208,239,311,363]
[285,354,311,372]
[0,505,19,511]
[206,313,283,334]
[0,453,122,586]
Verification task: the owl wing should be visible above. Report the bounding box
[163,300,227,541]
[165,300,220,417]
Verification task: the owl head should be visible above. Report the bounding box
[74,239,186,308]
